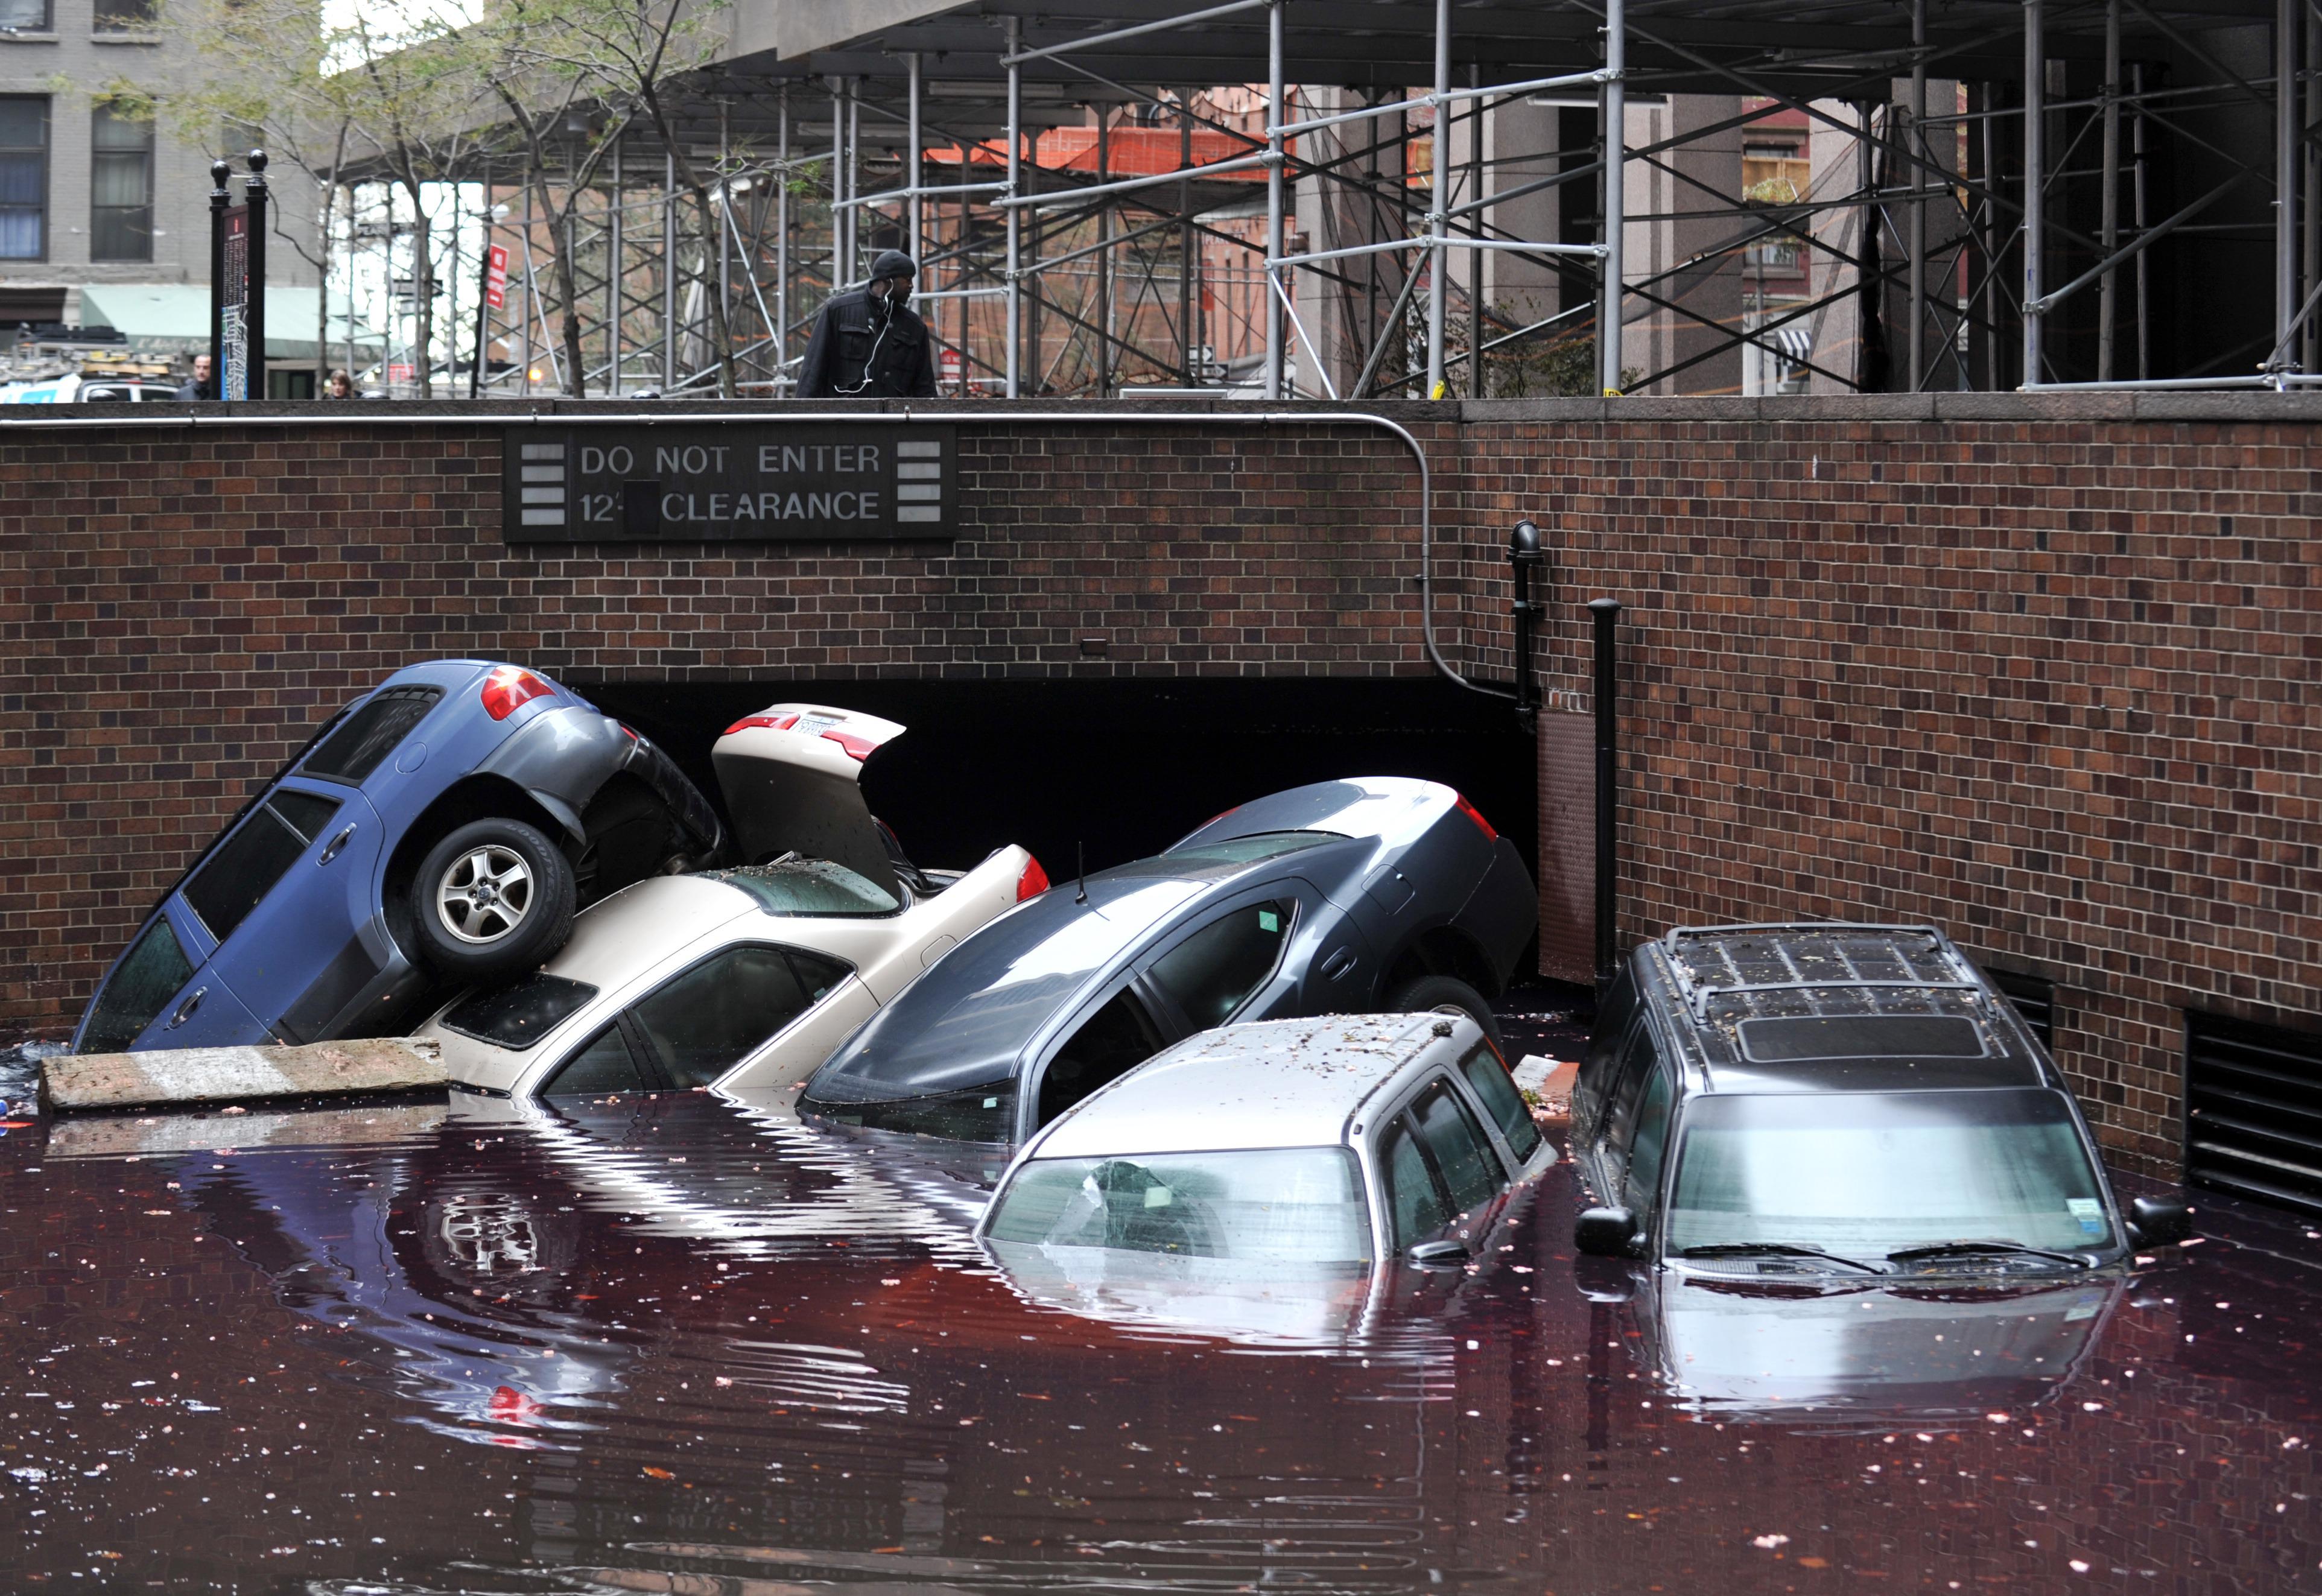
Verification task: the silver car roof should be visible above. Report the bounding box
[1022,1012,1456,1159]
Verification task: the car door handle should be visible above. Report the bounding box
[1321,946,1356,981]
[168,987,207,1029]
[318,824,357,864]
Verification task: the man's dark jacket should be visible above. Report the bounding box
[796,288,937,399]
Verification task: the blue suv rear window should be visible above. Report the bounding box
[78,917,195,1054]
[302,686,442,784]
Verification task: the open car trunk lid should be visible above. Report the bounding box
[711,703,906,896]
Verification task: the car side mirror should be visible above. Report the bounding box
[1575,1205,1641,1258]
[2128,1194,2192,1246]
[1573,1252,1636,1303]
[1404,1238,1470,1269]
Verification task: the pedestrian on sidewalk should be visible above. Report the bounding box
[795,250,937,399]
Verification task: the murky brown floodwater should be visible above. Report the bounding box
[2,1025,2319,1594]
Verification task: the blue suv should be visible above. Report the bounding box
[74,660,724,1055]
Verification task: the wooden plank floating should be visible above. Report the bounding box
[43,1037,445,1112]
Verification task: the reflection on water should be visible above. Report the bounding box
[3,1090,2320,1593]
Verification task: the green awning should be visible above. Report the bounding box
[77,283,383,362]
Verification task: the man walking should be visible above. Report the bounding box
[174,353,215,401]
[795,250,938,399]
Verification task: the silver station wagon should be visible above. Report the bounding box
[976,1011,1556,1301]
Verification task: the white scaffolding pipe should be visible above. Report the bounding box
[2023,0,2044,386]
[909,52,923,267]
[2099,0,2121,380]
[1599,0,1626,394]
[1909,0,1928,391]
[2278,0,2300,367]
[1264,0,1285,399]
[662,147,677,388]
[776,87,791,384]
[1271,235,1606,268]
[1006,16,1023,397]
[837,182,1008,212]
[1269,68,1613,140]
[1425,0,1450,397]
[997,154,1271,209]
[999,0,1269,66]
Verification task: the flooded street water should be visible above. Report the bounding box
[2,1040,2320,1593]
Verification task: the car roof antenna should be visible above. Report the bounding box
[1075,841,1087,905]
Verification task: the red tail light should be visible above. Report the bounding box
[1454,793,1498,840]
[821,730,878,761]
[721,712,799,736]
[480,665,552,721]
[1016,855,1050,901]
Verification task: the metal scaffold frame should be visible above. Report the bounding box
[345,0,2322,398]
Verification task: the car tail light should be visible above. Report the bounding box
[721,712,799,736]
[480,665,553,721]
[1201,804,1242,829]
[1453,793,1498,840]
[821,730,878,761]
[1016,856,1050,901]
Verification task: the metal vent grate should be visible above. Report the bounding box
[2186,1010,2322,1215]
[1988,968,2055,1051]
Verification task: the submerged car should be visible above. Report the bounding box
[74,660,723,1056]
[1570,923,2192,1275]
[422,702,1045,1100]
[977,1011,1554,1341]
[799,777,1537,1145]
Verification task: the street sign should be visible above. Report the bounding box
[484,245,509,310]
[503,424,957,544]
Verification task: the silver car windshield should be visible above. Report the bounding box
[1666,1088,2116,1259]
[988,1147,1371,1264]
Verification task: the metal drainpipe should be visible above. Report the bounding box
[1590,596,1623,985]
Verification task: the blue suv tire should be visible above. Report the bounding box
[411,817,577,980]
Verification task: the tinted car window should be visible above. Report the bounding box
[1413,1081,1502,1214]
[301,686,442,784]
[787,950,851,1000]
[79,916,194,1053]
[629,945,816,1088]
[1383,1119,1450,1249]
[1036,989,1165,1126]
[182,796,343,943]
[1602,1023,1663,1157]
[269,790,343,844]
[1624,1067,1673,1214]
[1459,1042,1543,1162]
[700,859,900,917]
[441,973,600,1051]
[1163,830,1343,866]
[1146,900,1293,1028]
[544,1024,650,1097]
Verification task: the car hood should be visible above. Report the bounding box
[712,703,906,895]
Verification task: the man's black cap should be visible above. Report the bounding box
[868,250,918,283]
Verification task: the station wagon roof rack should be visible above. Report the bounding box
[1658,923,1992,1024]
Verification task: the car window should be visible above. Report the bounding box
[1163,830,1343,866]
[627,944,817,1088]
[1459,1041,1543,1162]
[786,949,851,1001]
[1603,1022,1663,1157]
[1036,988,1166,1126]
[1144,900,1293,1029]
[1624,1067,1674,1215]
[1382,1118,1451,1249]
[1577,971,1637,1130]
[544,1024,651,1096]
[79,916,195,1053]
[181,794,344,943]
[1412,1081,1503,1213]
[986,1148,1369,1263]
[300,686,443,785]
[440,973,600,1051]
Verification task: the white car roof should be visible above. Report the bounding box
[1026,1013,1457,1159]
[542,873,763,987]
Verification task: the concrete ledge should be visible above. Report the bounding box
[43,1037,446,1112]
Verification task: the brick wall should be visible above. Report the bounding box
[3,395,2315,1173]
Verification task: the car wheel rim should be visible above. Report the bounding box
[436,844,535,945]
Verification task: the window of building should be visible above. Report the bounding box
[93,0,154,28]
[0,0,51,33]
[0,98,45,261]
[90,104,152,261]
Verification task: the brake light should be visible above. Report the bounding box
[821,730,878,761]
[721,712,799,736]
[1453,793,1498,840]
[479,666,552,721]
[1017,856,1050,901]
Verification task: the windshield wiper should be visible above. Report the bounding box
[1679,1242,1881,1274]
[1885,1240,2091,1269]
